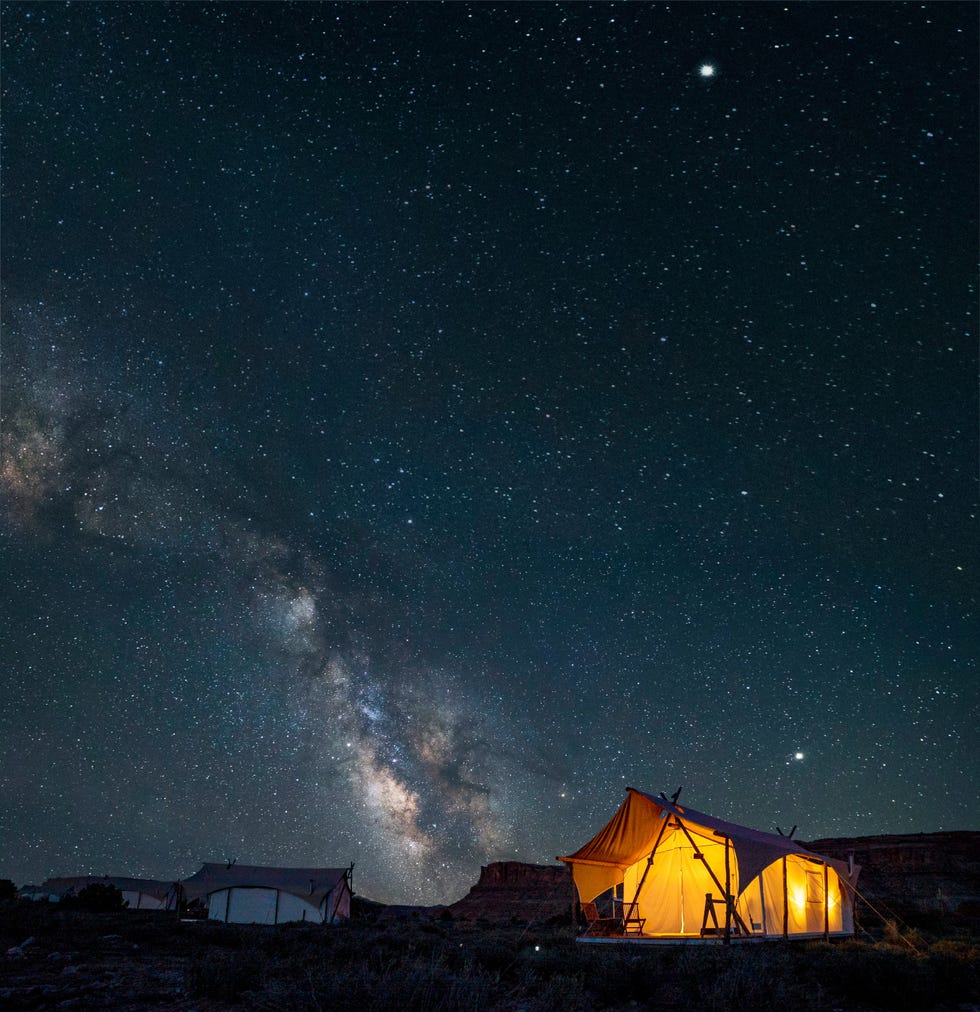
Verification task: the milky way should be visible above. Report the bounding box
[1,299,540,900]
[1,2,977,904]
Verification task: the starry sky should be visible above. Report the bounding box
[1,2,977,906]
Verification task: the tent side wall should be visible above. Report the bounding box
[752,856,850,937]
[623,846,852,938]
[275,890,325,923]
[122,890,169,910]
[208,889,229,922]
[206,886,326,924]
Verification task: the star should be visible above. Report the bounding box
[1,0,973,909]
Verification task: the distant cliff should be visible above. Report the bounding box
[447,861,575,922]
[805,831,980,919]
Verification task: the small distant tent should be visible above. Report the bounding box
[181,863,352,925]
[23,876,178,910]
[559,788,859,940]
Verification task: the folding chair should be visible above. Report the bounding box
[621,900,646,936]
[581,900,620,937]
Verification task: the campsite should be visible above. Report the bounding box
[1,892,978,1010]
[2,823,979,1010]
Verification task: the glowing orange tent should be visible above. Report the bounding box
[559,788,859,940]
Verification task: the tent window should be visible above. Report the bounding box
[805,870,823,904]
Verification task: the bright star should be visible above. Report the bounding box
[699,64,716,77]
[794,752,805,761]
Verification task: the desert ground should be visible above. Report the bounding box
[2,896,978,1011]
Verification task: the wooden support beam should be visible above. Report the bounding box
[782,857,788,939]
[626,808,673,914]
[823,863,830,940]
[724,837,732,944]
[673,821,750,937]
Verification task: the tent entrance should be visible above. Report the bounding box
[623,825,746,937]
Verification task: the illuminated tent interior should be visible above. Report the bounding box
[559,789,859,940]
[181,863,352,925]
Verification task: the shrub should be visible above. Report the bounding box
[186,946,264,1001]
[64,883,126,912]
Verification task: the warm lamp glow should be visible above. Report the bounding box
[790,887,806,911]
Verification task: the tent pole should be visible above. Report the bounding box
[782,857,788,939]
[723,837,731,944]
[627,810,672,914]
[823,863,830,940]
[673,820,750,935]
[675,820,726,897]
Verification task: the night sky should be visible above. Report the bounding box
[1,2,977,906]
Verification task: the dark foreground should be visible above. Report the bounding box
[1,901,978,1011]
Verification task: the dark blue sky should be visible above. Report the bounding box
[1,2,977,904]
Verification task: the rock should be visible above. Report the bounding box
[448,861,575,922]
[6,935,36,958]
[805,831,980,918]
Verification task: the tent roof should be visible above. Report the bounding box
[181,863,350,906]
[559,788,856,894]
[36,876,176,901]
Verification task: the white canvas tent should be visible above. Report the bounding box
[559,788,859,940]
[23,876,178,910]
[181,863,352,925]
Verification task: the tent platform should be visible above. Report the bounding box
[577,931,852,945]
[578,935,763,946]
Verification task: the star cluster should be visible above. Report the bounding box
[1,3,977,904]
